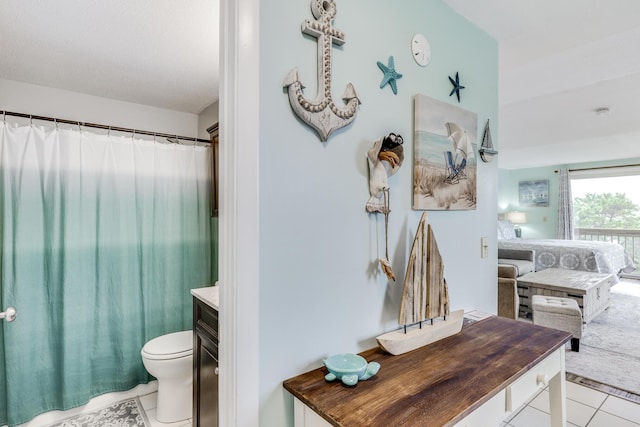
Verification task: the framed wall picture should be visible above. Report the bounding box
[413,94,478,210]
[519,180,549,207]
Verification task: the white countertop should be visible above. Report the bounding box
[191,285,219,310]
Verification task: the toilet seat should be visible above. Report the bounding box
[142,330,193,360]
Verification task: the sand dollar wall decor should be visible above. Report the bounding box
[283,0,361,142]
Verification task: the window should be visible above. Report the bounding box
[570,166,640,230]
[571,166,640,276]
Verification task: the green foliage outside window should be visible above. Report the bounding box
[573,192,640,229]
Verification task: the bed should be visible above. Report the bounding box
[497,221,635,281]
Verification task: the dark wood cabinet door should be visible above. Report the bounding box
[193,297,219,427]
[194,331,218,427]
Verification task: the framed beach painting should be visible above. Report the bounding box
[413,94,478,210]
[519,180,549,207]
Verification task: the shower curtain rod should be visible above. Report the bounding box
[0,110,210,143]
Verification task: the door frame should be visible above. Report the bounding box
[219,0,261,425]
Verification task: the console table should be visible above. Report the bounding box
[283,316,571,427]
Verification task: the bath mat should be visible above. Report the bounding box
[45,397,150,427]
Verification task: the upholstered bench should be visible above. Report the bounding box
[497,248,535,277]
[532,295,583,352]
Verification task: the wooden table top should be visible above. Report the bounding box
[283,316,571,427]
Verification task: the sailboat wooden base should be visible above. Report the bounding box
[376,309,464,355]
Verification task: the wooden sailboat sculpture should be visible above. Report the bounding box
[376,212,464,355]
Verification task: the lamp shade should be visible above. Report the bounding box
[507,211,527,224]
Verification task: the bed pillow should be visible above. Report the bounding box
[498,220,516,240]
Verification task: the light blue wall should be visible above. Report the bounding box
[258,1,498,425]
[498,157,640,239]
[498,167,558,238]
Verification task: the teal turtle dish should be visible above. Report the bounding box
[323,353,380,386]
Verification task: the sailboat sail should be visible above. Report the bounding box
[482,120,493,150]
[398,212,449,326]
[479,119,498,162]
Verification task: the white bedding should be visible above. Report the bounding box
[498,238,635,279]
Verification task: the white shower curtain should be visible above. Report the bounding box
[0,121,213,426]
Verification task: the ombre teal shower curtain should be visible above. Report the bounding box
[0,121,213,426]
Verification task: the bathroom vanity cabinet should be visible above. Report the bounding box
[192,287,220,427]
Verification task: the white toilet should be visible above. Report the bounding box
[141,330,193,423]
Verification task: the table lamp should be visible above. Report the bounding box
[507,211,526,238]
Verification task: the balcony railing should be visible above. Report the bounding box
[575,227,640,277]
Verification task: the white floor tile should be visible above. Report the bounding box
[145,408,191,427]
[528,389,551,413]
[566,382,608,409]
[508,406,549,427]
[566,400,599,427]
[526,389,597,426]
[139,391,158,410]
[509,405,582,427]
[600,396,640,424]
[503,387,547,424]
[587,410,640,427]
[503,404,528,424]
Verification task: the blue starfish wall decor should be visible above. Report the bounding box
[448,72,465,103]
[377,56,403,95]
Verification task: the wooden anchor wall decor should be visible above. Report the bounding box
[283,0,361,142]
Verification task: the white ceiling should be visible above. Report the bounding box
[444,0,640,169]
[0,0,219,114]
[3,1,639,170]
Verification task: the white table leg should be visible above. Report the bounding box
[548,347,567,427]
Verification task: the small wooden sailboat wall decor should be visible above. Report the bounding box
[376,212,464,356]
[478,119,498,163]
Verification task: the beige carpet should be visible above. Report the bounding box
[565,280,640,401]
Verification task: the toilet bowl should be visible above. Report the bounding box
[141,330,193,423]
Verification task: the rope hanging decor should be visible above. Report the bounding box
[366,133,404,281]
[379,188,395,281]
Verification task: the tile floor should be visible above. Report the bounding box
[16,378,640,426]
[138,389,191,427]
[15,381,192,427]
[499,279,640,426]
[15,279,640,426]
[502,380,640,427]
